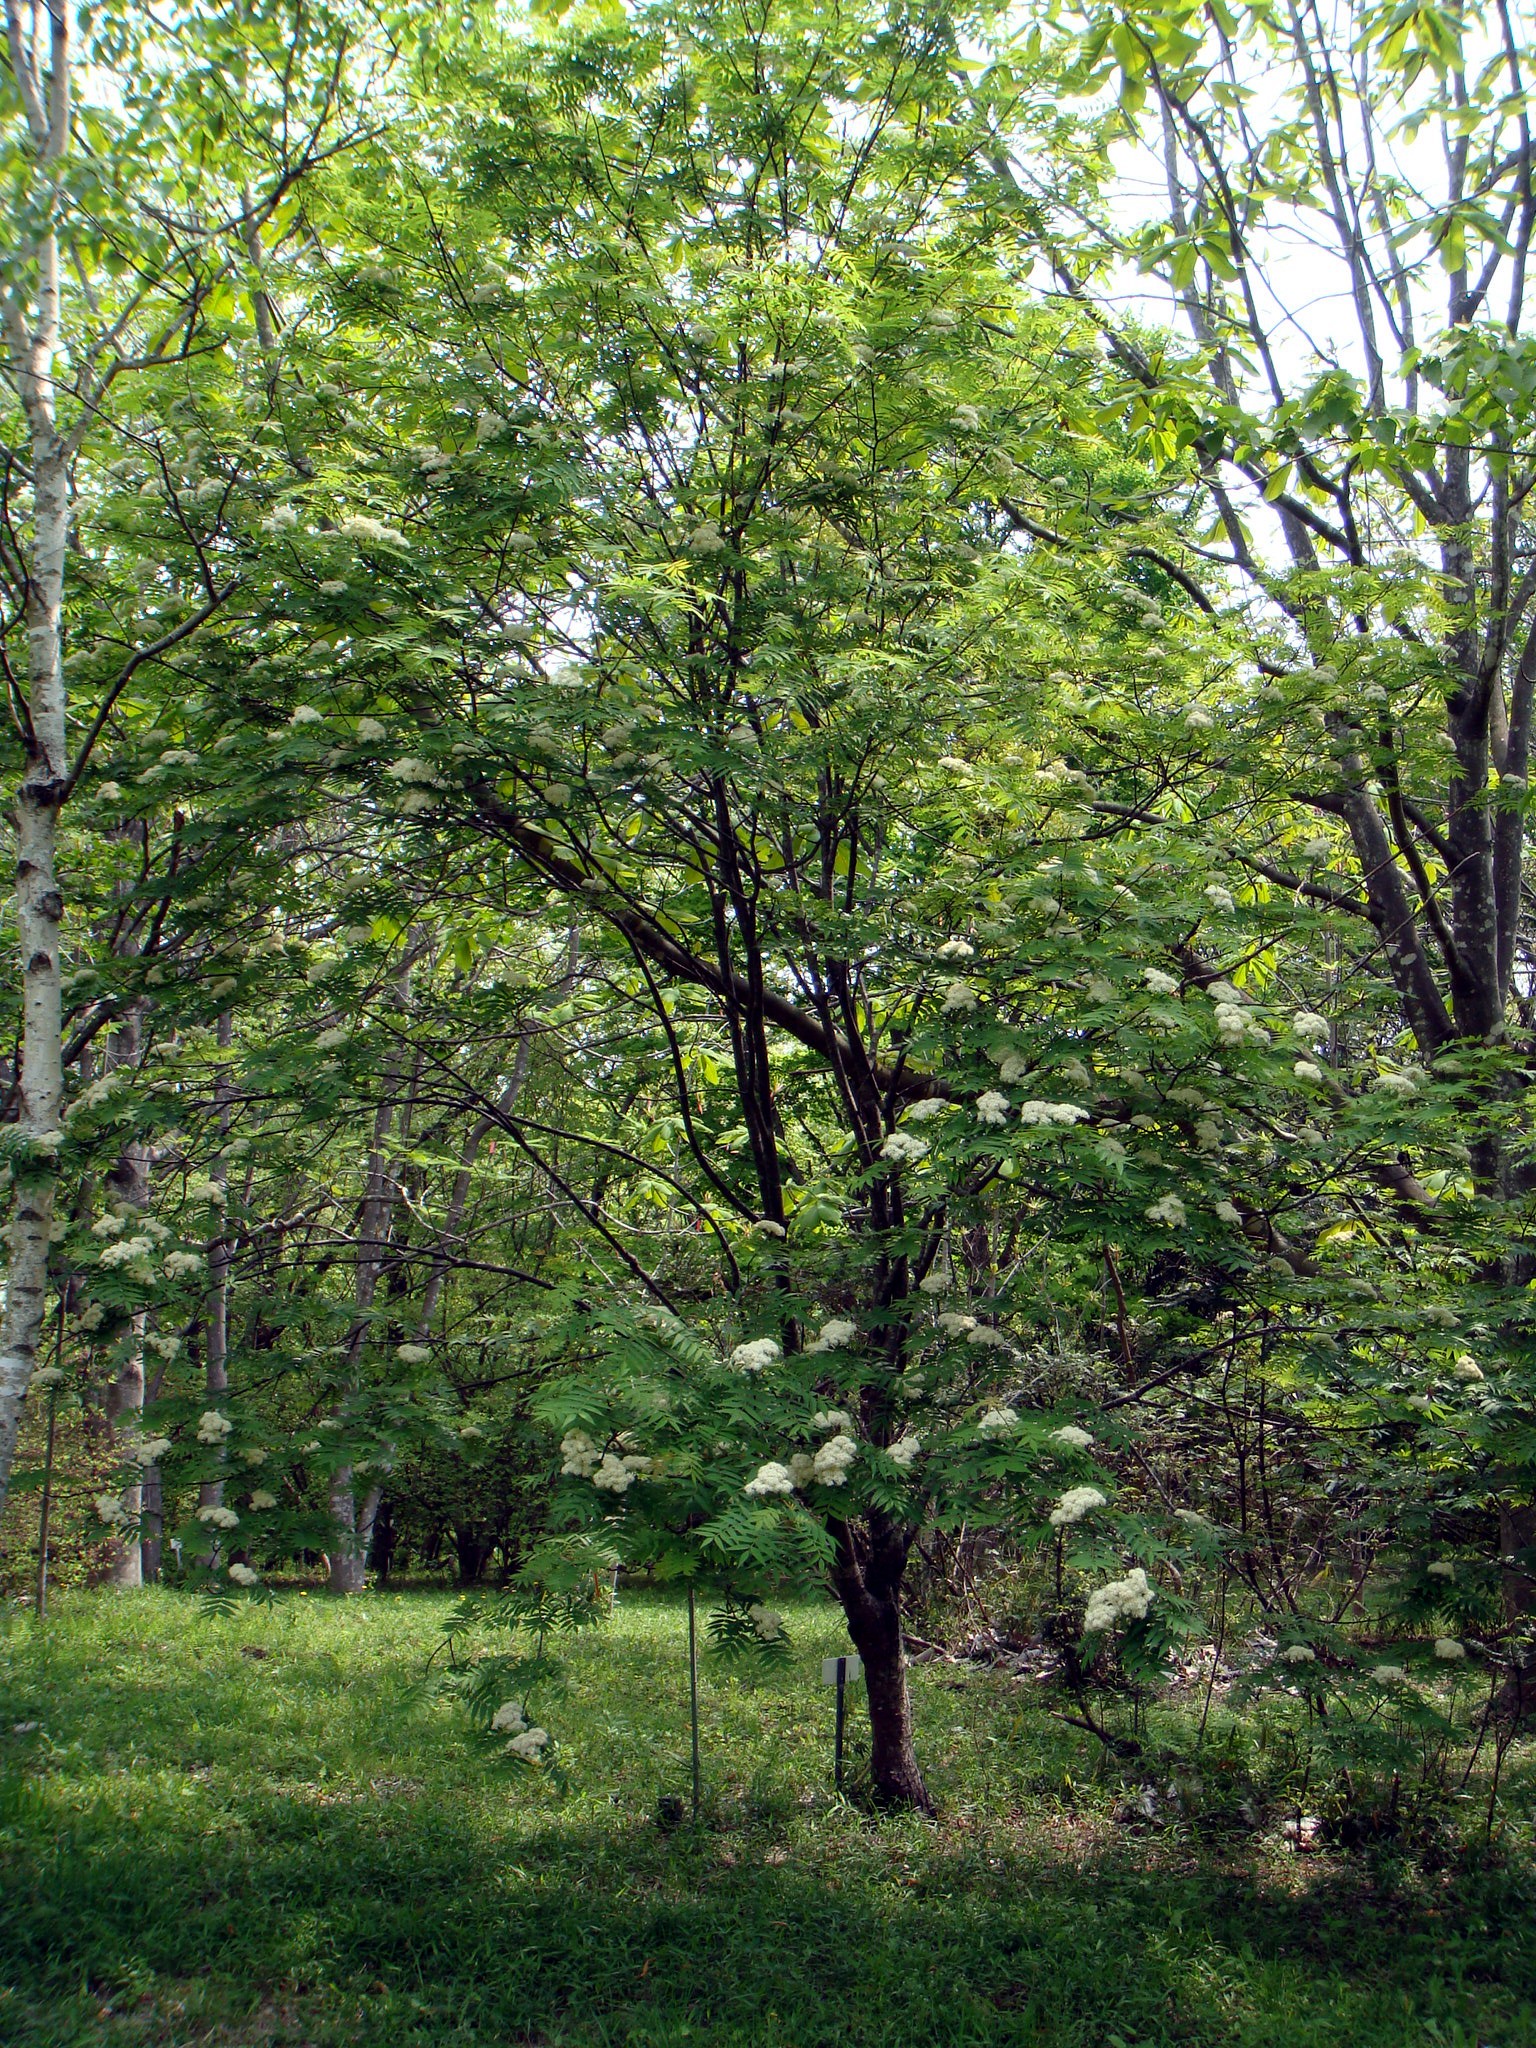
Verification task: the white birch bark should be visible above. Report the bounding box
[0,0,70,1511]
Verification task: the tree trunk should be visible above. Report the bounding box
[200,1013,233,1524]
[371,1495,395,1585]
[1496,1501,1536,1720]
[100,1047,151,1580]
[454,1523,494,1586]
[326,1476,381,1594]
[0,2,71,1518]
[140,1458,162,1582]
[328,970,411,1593]
[831,1513,932,1812]
[846,1592,930,1810]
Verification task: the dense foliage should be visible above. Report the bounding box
[3,0,1536,1818]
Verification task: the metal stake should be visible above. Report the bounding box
[834,1661,847,1793]
[687,1584,701,1821]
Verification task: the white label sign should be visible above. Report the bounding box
[820,1655,862,1685]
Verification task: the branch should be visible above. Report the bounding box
[59,585,237,801]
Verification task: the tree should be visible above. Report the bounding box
[0,0,376,1514]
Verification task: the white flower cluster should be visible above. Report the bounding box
[1203,884,1236,914]
[880,1131,929,1165]
[1293,1060,1324,1083]
[384,756,443,787]
[940,980,978,1014]
[94,1493,126,1524]
[977,1406,1018,1434]
[936,937,974,961]
[1370,1665,1409,1684]
[903,1096,949,1123]
[593,1452,651,1493]
[492,1699,527,1732]
[1084,1567,1153,1633]
[560,1430,599,1476]
[133,1436,173,1465]
[197,1505,240,1530]
[1213,1002,1250,1045]
[730,1337,781,1373]
[1050,1485,1107,1528]
[805,1319,856,1355]
[99,1235,155,1268]
[744,1461,796,1498]
[197,1410,233,1444]
[73,1073,127,1114]
[968,1325,1010,1351]
[887,1433,922,1468]
[249,1490,278,1510]
[813,1434,858,1485]
[1293,1010,1329,1039]
[164,1251,205,1280]
[997,1052,1032,1085]
[1049,1425,1094,1450]
[1143,968,1179,995]
[936,1312,975,1337]
[1145,1194,1187,1228]
[395,1343,431,1365]
[1017,1101,1088,1126]
[975,1091,1010,1127]
[1426,1560,1455,1579]
[748,1603,783,1641]
[812,1409,852,1431]
[1434,1637,1467,1661]
[338,513,407,548]
[228,1563,260,1587]
[1280,1643,1316,1665]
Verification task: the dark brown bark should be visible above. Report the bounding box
[1496,1500,1536,1721]
[830,1511,932,1812]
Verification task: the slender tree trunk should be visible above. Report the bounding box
[139,1460,162,1582]
[1496,1501,1536,1720]
[200,1013,233,1520]
[102,1031,148,1586]
[371,1494,395,1585]
[327,1062,404,1592]
[830,1515,932,1812]
[0,1,71,1518]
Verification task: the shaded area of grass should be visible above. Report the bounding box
[1,1588,1532,2046]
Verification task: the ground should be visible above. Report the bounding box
[1,1588,1532,2047]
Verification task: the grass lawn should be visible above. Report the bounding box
[1,1586,1532,2047]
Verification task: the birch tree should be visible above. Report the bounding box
[0,0,374,1516]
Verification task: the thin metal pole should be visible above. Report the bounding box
[687,1586,701,1820]
[835,1665,846,1793]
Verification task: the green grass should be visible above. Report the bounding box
[1,1587,1532,2047]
